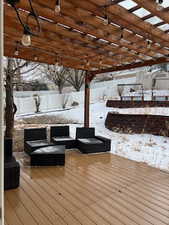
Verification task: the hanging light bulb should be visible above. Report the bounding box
[21,34,31,46]
[86,60,90,67]
[81,64,85,69]
[156,0,163,11]
[14,48,19,56]
[21,25,31,46]
[14,42,19,56]
[55,54,59,66]
[34,56,38,60]
[147,40,151,49]
[99,57,103,65]
[55,0,61,14]
[55,62,59,66]
[102,6,109,25]
[102,15,109,26]
[120,28,124,39]
[99,60,103,65]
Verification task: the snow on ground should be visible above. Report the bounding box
[16,101,169,172]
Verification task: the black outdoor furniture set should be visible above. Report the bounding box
[24,126,111,166]
[76,127,111,154]
[4,138,20,190]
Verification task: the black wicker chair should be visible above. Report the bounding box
[76,127,111,154]
[4,138,20,190]
[51,126,76,149]
[24,128,53,155]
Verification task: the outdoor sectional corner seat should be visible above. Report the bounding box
[51,126,76,149]
[76,127,111,154]
[24,127,54,155]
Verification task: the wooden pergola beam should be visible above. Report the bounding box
[4,0,169,72]
[133,0,169,25]
[6,0,169,60]
[90,57,169,77]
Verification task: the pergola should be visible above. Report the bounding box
[0,0,169,224]
[3,0,169,127]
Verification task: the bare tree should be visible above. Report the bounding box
[67,69,86,92]
[4,58,39,139]
[41,65,69,94]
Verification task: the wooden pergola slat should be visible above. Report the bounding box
[4,0,169,127]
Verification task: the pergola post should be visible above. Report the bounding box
[84,72,91,128]
[0,0,4,222]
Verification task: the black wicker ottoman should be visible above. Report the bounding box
[4,157,20,190]
[30,145,65,166]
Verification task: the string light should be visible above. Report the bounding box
[147,40,151,49]
[55,54,59,66]
[102,6,109,25]
[120,27,124,39]
[7,0,41,47]
[156,0,163,11]
[21,25,31,47]
[102,15,109,26]
[99,56,103,65]
[14,41,19,56]
[86,60,90,67]
[55,0,61,14]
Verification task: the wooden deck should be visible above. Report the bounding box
[5,150,169,225]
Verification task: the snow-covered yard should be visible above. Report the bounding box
[15,101,169,171]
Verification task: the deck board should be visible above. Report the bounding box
[5,150,169,225]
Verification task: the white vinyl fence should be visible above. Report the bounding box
[14,77,136,115]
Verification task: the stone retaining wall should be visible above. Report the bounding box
[105,112,169,136]
[106,100,169,108]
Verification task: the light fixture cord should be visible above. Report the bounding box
[28,0,41,33]
[13,4,25,28]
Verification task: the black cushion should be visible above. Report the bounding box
[24,128,47,141]
[76,127,95,139]
[50,126,69,138]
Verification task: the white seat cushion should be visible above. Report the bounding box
[78,138,103,144]
[53,136,74,142]
[26,139,49,147]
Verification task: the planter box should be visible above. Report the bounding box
[105,112,169,136]
[106,100,169,108]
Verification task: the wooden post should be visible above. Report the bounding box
[84,73,90,128]
[0,0,4,222]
